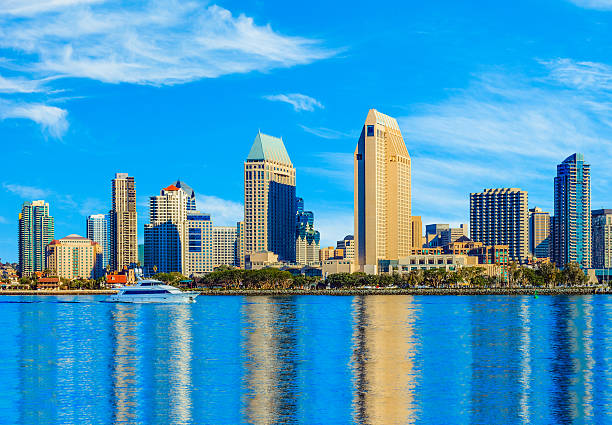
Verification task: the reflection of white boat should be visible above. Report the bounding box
[107,279,198,303]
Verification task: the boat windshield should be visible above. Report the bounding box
[123,289,170,295]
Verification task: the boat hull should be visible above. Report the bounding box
[106,293,199,304]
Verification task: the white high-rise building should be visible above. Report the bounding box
[185,212,214,276]
[213,226,238,268]
[144,184,189,275]
[86,214,109,269]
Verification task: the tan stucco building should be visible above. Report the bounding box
[46,235,103,280]
[354,109,411,274]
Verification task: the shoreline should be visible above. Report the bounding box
[0,287,610,296]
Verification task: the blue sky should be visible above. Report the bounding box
[1,0,612,262]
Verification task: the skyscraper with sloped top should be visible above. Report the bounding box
[244,131,297,263]
[354,109,412,274]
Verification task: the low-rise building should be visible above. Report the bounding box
[46,235,103,280]
[322,258,356,276]
[381,254,477,273]
[38,277,60,290]
[319,246,336,262]
[245,251,281,270]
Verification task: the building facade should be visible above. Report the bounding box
[237,221,245,268]
[553,153,591,268]
[172,180,196,211]
[354,109,411,274]
[440,224,469,247]
[244,132,297,263]
[213,226,238,268]
[19,200,54,277]
[470,188,529,263]
[109,173,137,272]
[46,235,103,280]
[185,212,214,276]
[411,216,423,249]
[86,214,109,269]
[144,184,189,275]
[336,235,355,260]
[295,198,320,265]
[425,224,449,247]
[529,207,551,259]
[592,209,612,269]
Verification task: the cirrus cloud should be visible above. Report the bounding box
[264,93,324,111]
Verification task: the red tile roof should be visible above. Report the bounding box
[39,277,60,283]
[164,184,179,191]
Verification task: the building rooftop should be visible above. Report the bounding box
[164,184,179,191]
[246,131,292,165]
[173,180,195,198]
[62,234,88,240]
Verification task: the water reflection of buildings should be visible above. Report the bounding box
[241,297,298,424]
[550,297,595,423]
[19,303,58,424]
[470,298,523,423]
[111,305,139,424]
[166,306,193,423]
[351,295,418,424]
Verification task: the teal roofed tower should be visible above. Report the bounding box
[247,131,292,165]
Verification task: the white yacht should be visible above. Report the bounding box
[107,278,198,303]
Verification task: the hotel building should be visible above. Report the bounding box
[470,188,529,263]
[185,212,214,275]
[244,132,296,263]
[213,226,238,268]
[529,207,551,259]
[46,234,103,280]
[144,184,189,274]
[19,200,54,277]
[354,109,411,274]
[553,153,591,268]
[109,173,137,272]
[592,209,612,269]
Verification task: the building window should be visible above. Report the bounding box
[367,125,374,137]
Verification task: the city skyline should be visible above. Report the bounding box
[3,1,612,262]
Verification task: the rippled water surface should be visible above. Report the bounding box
[0,295,611,424]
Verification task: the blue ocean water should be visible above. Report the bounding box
[0,295,609,424]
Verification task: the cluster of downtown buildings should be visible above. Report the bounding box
[13,109,612,283]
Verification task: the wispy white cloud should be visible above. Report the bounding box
[264,93,323,111]
[300,124,355,139]
[195,193,243,226]
[0,0,103,16]
[399,61,612,223]
[0,3,334,85]
[0,1,335,136]
[543,58,612,90]
[0,74,46,93]
[2,183,51,199]
[567,0,612,10]
[0,100,68,137]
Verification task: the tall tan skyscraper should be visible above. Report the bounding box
[354,109,411,273]
[243,132,296,263]
[110,173,137,272]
